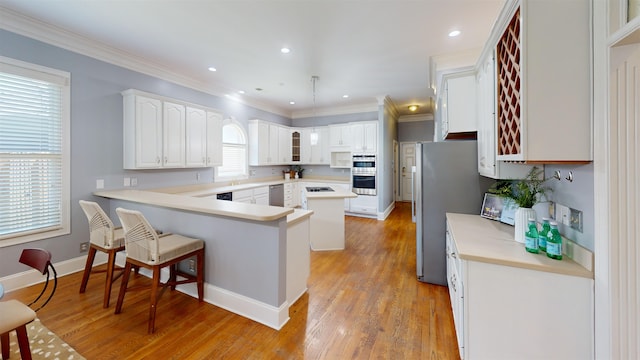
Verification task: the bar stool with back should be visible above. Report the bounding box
[78,200,126,308]
[114,207,205,334]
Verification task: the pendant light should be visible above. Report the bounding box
[310,75,320,145]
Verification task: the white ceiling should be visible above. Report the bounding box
[0,0,504,118]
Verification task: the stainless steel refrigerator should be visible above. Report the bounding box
[412,141,493,285]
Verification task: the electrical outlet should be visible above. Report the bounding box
[96,179,104,189]
[569,207,583,232]
[556,204,570,225]
[196,172,201,181]
[188,259,196,272]
[124,177,131,187]
[80,242,89,253]
[131,178,138,186]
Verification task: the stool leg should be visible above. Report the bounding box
[103,249,117,308]
[79,246,97,293]
[16,324,33,360]
[1,332,10,359]
[197,249,205,302]
[148,267,161,334]
[115,261,132,315]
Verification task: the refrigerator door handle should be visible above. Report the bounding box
[415,144,423,280]
[411,166,416,223]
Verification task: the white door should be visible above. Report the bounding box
[400,142,416,201]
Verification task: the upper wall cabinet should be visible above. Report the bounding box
[493,0,591,163]
[441,71,477,140]
[123,89,223,169]
[351,121,377,154]
[329,123,352,151]
[248,119,290,166]
[301,127,330,165]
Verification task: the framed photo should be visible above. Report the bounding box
[499,197,518,225]
[480,193,503,220]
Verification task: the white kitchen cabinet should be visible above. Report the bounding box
[348,194,377,216]
[284,182,299,208]
[351,121,377,154]
[233,186,269,205]
[290,129,301,164]
[185,106,207,167]
[446,215,593,360]
[329,123,351,150]
[491,0,591,162]
[475,54,533,179]
[301,127,329,164]
[278,125,292,164]
[205,110,223,166]
[248,119,284,165]
[440,71,476,140]
[123,89,223,169]
[123,92,163,169]
[161,101,186,168]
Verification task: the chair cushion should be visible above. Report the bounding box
[0,300,36,333]
[132,234,203,265]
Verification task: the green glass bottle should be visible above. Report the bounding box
[546,221,563,260]
[525,218,539,253]
[538,218,551,252]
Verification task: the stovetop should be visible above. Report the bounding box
[306,186,335,192]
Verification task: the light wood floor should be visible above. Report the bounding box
[4,202,459,359]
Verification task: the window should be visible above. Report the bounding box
[0,56,70,246]
[215,119,247,181]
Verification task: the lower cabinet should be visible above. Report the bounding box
[284,182,299,208]
[446,221,593,360]
[348,194,377,216]
[233,186,269,205]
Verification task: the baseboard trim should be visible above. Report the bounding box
[1,253,290,330]
[378,202,396,220]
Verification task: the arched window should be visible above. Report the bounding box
[215,118,248,181]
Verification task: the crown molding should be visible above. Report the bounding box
[0,6,292,118]
[398,114,434,122]
[291,101,378,119]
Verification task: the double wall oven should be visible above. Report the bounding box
[352,154,376,195]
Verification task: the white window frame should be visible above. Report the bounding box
[214,118,248,182]
[0,56,71,247]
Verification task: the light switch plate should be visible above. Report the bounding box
[556,204,570,225]
[96,179,104,189]
[569,208,583,232]
[124,177,131,187]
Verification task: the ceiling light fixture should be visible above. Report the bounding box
[448,30,461,37]
[290,101,295,105]
[281,47,291,54]
[237,90,245,94]
[408,105,419,112]
[342,94,349,98]
[208,67,217,72]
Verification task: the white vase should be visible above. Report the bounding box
[514,207,537,243]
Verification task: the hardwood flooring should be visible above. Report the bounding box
[4,202,459,359]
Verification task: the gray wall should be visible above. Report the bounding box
[543,163,594,251]
[379,102,398,213]
[398,120,434,142]
[0,29,288,276]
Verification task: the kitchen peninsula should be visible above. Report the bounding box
[93,188,312,330]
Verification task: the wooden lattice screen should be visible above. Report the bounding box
[496,8,521,156]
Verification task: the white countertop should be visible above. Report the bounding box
[94,189,295,222]
[303,186,358,200]
[154,177,350,198]
[446,213,593,279]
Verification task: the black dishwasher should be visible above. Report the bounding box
[216,192,232,201]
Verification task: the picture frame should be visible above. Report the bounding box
[480,193,503,221]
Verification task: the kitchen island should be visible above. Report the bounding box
[93,189,312,330]
[302,186,357,251]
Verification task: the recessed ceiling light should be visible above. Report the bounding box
[237,90,245,94]
[342,95,349,98]
[208,67,217,72]
[281,47,291,54]
[448,30,461,37]
[408,105,419,112]
[289,101,295,105]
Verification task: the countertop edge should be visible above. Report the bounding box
[94,190,294,222]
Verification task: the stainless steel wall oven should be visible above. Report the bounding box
[352,154,376,195]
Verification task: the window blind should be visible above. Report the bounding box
[0,67,65,239]
[217,122,248,178]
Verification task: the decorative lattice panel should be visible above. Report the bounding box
[496,8,521,156]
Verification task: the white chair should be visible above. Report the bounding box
[114,207,205,333]
[0,300,37,360]
[79,200,126,308]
